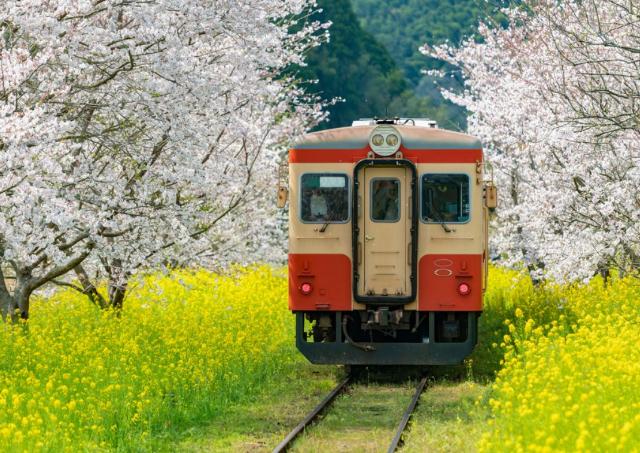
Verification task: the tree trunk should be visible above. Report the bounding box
[0,289,12,322]
[1,287,31,323]
[622,244,640,278]
[2,241,93,321]
[0,266,31,322]
[71,264,128,311]
[14,289,31,322]
[0,282,11,322]
[73,265,109,309]
[0,260,12,320]
[105,257,129,311]
[108,278,128,310]
[596,260,611,285]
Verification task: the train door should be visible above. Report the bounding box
[360,167,411,297]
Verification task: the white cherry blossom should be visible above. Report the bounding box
[423,0,640,281]
[0,0,327,319]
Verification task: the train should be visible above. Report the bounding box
[278,118,497,365]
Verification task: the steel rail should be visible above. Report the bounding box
[272,375,351,453]
[387,376,428,453]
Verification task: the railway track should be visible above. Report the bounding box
[272,374,428,453]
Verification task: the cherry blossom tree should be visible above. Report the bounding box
[423,0,640,281]
[0,0,327,320]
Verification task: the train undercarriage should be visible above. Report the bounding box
[297,309,479,365]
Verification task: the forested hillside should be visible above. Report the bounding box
[353,0,510,129]
[301,0,447,130]
[352,0,507,84]
[304,0,507,130]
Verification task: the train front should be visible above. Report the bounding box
[286,119,493,365]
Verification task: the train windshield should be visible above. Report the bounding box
[370,178,400,222]
[421,174,470,223]
[300,173,349,223]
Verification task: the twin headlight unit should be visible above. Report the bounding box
[369,125,402,157]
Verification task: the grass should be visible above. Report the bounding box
[173,363,487,453]
[172,363,340,452]
[400,381,488,453]
[290,380,415,452]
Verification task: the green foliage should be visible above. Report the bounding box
[352,0,508,83]
[351,0,510,129]
[299,0,444,130]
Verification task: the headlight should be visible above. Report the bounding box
[386,134,399,146]
[368,125,401,157]
[371,134,384,146]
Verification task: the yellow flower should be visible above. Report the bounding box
[0,266,293,450]
[479,266,640,452]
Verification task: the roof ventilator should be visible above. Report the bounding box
[352,117,438,128]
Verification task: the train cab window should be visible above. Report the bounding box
[300,173,349,223]
[421,174,470,223]
[371,178,400,222]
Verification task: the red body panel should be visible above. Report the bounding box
[290,146,482,164]
[418,254,483,311]
[289,254,352,311]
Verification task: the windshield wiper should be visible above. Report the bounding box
[428,207,455,233]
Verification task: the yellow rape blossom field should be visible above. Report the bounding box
[1,265,639,451]
[478,269,640,452]
[0,266,297,452]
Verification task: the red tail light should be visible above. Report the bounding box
[458,282,471,296]
[300,282,313,295]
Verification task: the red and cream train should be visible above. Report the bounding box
[281,118,496,365]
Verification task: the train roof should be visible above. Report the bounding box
[293,125,481,150]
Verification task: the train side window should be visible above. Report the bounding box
[300,173,349,223]
[421,174,470,223]
[370,178,400,222]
